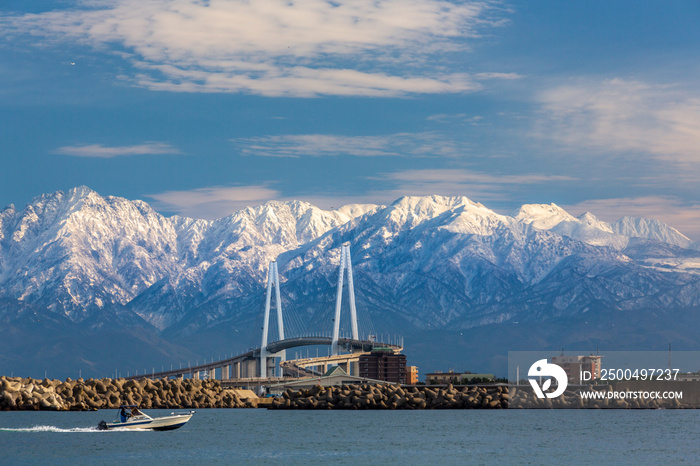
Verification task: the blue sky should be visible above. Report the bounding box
[2,0,700,239]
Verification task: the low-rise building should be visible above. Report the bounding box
[551,354,602,383]
[407,366,419,385]
[425,370,495,385]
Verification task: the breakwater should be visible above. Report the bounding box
[0,376,257,411]
[270,384,509,409]
[270,384,699,409]
[3,375,697,410]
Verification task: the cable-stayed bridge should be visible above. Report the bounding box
[126,243,403,384]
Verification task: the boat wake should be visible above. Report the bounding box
[0,425,141,433]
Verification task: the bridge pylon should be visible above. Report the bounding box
[331,243,359,356]
[260,260,285,377]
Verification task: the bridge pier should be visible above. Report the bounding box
[222,365,230,380]
[193,371,200,380]
[245,360,256,378]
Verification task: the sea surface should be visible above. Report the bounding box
[1,409,698,464]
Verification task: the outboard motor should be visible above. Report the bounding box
[97,420,108,430]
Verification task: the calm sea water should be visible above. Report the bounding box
[1,409,698,464]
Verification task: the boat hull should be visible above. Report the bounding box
[99,413,193,431]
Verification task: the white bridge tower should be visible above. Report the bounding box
[260,260,285,377]
[331,243,359,356]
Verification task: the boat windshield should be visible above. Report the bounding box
[117,405,149,421]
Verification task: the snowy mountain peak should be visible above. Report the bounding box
[577,212,614,233]
[226,199,374,247]
[612,216,693,249]
[332,203,379,222]
[393,195,487,211]
[384,196,495,229]
[515,203,577,229]
[514,204,628,248]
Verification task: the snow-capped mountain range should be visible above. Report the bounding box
[1,187,699,377]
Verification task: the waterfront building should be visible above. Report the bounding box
[677,372,700,382]
[551,354,602,383]
[407,366,419,385]
[425,370,495,384]
[359,348,407,384]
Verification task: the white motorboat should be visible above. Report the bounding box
[98,405,195,431]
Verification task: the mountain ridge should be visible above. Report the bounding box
[1,187,699,378]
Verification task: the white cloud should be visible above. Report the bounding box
[147,185,280,219]
[565,196,700,242]
[54,142,180,158]
[234,133,463,157]
[537,78,700,164]
[2,0,507,97]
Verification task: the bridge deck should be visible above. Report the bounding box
[124,337,402,380]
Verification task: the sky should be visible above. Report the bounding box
[1,0,700,240]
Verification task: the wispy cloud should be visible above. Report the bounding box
[536,78,700,164]
[147,185,280,219]
[565,196,700,242]
[54,142,180,158]
[426,113,484,124]
[2,0,509,97]
[250,168,576,215]
[384,169,573,184]
[475,72,523,80]
[233,133,463,158]
[375,168,574,202]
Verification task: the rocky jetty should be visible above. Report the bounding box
[0,376,257,411]
[269,384,509,409]
[3,376,695,410]
[509,386,695,409]
[269,384,698,409]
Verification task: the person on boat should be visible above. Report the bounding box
[120,407,128,422]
